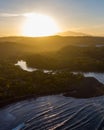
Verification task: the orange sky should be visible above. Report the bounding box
[0,0,104,36]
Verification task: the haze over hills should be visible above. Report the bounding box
[57,31,91,36]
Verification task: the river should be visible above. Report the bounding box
[15,60,104,84]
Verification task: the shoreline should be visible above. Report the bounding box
[1,79,104,108]
[0,93,62,108]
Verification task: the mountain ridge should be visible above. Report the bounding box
[57,31,91,36]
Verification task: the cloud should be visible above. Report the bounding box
[0,13,23,17]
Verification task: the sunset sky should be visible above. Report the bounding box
[0,0,104,36]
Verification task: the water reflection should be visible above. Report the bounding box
[73,72,104,84]
[15,60,37,72]
[43,70,53,74]
[15,61,104,84]
[1,95,104,130]
[15,60,54,74]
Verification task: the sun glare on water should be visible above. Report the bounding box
[22,13,60,37]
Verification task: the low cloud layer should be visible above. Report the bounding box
[0,13,24,17]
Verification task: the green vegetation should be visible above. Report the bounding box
[0,36,104,106]
[0,62,104,106]
[0,63,83,100]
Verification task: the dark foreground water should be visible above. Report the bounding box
[0,95,104,130]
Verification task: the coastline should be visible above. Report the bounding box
[1,77,104,108]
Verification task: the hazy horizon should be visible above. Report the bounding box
[0,0,104,37]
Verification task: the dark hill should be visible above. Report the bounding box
[64,77,104,98]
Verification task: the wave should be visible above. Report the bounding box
[0,95,104,130]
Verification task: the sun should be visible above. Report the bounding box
[22,13,60,37]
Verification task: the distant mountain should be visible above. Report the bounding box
[57,31,90,36]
